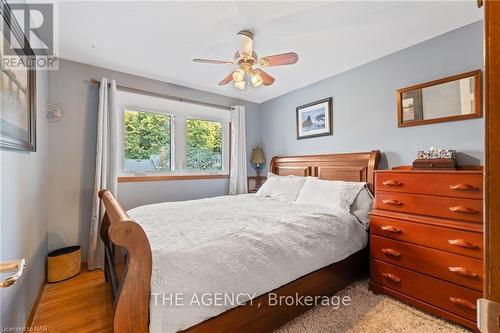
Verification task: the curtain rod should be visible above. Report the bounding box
[90,79,233,111]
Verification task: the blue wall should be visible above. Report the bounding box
[1,72,49,329]
[260,21,484,169]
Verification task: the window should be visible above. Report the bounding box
[119,91,230,177]
[124,110,172,173]
[186,119,222,171]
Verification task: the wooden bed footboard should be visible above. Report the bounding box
[99,189,152,333]
[179,248,369,333]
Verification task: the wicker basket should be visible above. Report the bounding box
[47,246,81,283]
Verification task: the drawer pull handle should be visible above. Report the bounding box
[383,199,403,206]
[383,180,402,186]
[448,239,477,249]
[381,248,401,257]
[382,273,401,283]
[449,184,479,191]
[448,266,478,279]
[380,225,401,233]
[449,206,479,215]
[449,297,476,310]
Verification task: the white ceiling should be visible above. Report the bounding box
[58,1,483,103]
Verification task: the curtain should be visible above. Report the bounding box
[88,78,119,270]
[229,105,248,195]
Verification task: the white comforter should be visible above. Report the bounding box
[128,194,368,333]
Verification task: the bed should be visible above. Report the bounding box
[99,150,380,333]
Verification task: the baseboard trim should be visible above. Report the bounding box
[24,261,88,328]
[25,278,46,328]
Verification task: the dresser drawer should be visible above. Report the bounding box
[375,192,483,223]
[371,260,481,321]
[376,172,482,199]
[371,235,483,291]
[371,216,483,259]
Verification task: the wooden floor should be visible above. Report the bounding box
[30,268,113,333]
[28,268,469,333]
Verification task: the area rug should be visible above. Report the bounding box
[275,280,471,333]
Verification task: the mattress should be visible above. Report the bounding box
[128,194,368,333]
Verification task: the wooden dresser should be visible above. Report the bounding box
[369,168,483,331]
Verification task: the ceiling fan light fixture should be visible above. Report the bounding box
[195,29,296,91]
[234,80,245,90]
[232,69,245,82]
[251,71,263,87]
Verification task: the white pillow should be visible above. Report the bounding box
[256,173,306,202]
[350,186,374,228]
[256,173,298,196]
[295,178,366,214]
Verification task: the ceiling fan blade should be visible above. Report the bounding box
[193,59,233,65]
[255,69,275,86]
[259,52,298,67]
[218,72,234,85]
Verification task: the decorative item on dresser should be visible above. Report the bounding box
[412,147,457,170]
[369,167,483,332]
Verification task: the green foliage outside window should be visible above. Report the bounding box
[186,119,222,171]
[124,111,223,173]
[124,110,171,171]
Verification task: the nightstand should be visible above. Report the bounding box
[248,176,266,193]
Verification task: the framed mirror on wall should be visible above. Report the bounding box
[397,70,482,128]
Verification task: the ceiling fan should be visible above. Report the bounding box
[193,30,299,90]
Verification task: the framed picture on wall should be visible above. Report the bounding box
[0,1,37,151]
[296,97,333,140]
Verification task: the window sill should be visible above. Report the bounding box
[117,174,230,183]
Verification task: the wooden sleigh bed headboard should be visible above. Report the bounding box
[270,150,380,192]
[98,150,380,333]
